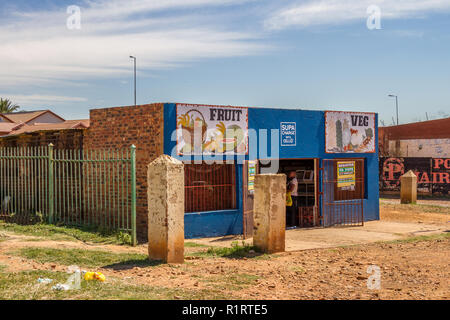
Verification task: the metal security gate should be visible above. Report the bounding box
[321,159,364,227]
[242,161,257,239]
[0,144,137,245]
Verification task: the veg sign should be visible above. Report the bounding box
[176,104,248,155]
[325,111,376,153]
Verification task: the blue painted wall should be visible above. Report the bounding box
[164,103,379,238]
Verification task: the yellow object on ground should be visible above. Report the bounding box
[84,272,106,282]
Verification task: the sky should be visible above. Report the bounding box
[1,0,450,125]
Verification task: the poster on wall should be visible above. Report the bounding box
[248,160,257,193]
[337,161,356,190]
[325,111,376,153]
[177,104,248,155]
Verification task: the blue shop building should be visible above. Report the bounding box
[161,103,379,239]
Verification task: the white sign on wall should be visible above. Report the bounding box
[280,122,297,147]
[325,111,376,153]
[176,104,248,155]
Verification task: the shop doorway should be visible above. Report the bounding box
[277,159,319,228]
[242,158,321,238]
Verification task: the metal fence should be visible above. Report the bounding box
[0,144,137,246]
[322,159,364,227]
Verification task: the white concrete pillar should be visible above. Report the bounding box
[147,155,185,263]
[253,174,286,254]
[401,170,417,204]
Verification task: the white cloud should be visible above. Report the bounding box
[0,94,88,106]
[0,0,265,88]
[265,0,450,30]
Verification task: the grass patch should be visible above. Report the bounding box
[184,242,208,248]
[0,222,132,245]
[385,232,450,244]
[0,232,8,242]
[13,247,150,268]
[290,266,306,273]
[0,270,227,300]
[380,201,450,214]
[189,241,259,259]
[201,273,259,291]
[0,264,6,272]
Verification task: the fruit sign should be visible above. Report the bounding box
[176,104,248,155]
[325,111,376,153]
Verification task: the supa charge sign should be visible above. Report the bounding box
[280,122,296,147]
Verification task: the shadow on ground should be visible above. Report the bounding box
[103,259,164,270]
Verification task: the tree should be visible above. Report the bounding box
[0,98,20,113]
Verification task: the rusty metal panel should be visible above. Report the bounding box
[322,159,364,227]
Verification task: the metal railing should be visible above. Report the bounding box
[0,144,137,246]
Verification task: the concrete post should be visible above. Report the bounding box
[400,170,417,204]
[253,174,286,254]
[147,155,185,263]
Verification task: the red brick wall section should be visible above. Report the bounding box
[84,104,165,240]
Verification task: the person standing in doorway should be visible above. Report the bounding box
[287,171,298,227]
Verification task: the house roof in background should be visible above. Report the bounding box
[0,123,25,134]
[0,110,65,124]
[0,114,14,123]
[5,119,90,136]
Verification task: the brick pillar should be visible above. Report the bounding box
[400,170,417,204]
[253,174,286,254]
[147,155,185,263]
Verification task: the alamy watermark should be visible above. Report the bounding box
[367,265,381,290]
[367,5,382,30]
[67,5,81,30]
[169,128,281,173]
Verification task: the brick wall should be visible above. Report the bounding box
[379,117,450,156]
[0,129,85,148]
[84,104,165,240]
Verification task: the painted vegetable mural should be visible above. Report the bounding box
[326,111,376,154]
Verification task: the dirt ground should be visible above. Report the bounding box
[0,201,449,300]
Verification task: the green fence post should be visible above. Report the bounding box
[48,144,54,224]
[130,145,137,246]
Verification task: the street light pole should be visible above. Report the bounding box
[388,94,399,125]
[130,56,136,107]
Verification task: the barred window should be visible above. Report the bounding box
[333,159,365,201]
[184,163,236,213]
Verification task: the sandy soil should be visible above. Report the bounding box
[0,202,449,300]
[381,198,450,207]
[380,204,449,226]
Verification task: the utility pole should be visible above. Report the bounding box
[130,56,137,107]
[388,94,399,125]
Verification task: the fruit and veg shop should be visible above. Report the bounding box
[163,103,380,238]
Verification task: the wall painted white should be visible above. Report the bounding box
[388,139,450,158]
